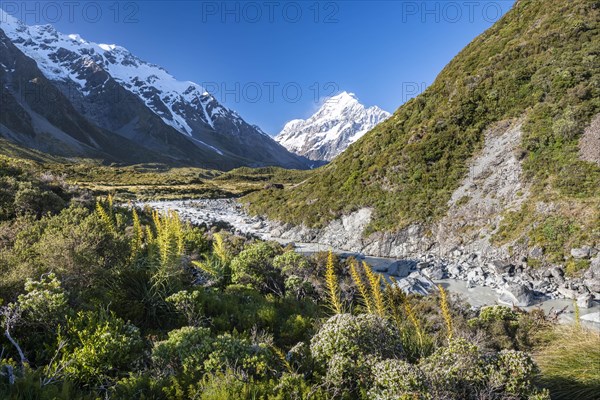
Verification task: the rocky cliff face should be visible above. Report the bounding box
[0,10,309,169]
[275,92,390,161]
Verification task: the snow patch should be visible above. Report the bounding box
[191,138,224,155]
[68,34,86,43]
[98,43,116,51]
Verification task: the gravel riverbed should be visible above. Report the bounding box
[141,199,600,327]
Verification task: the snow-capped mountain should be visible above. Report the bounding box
[0,9,308,169]
[275,92,391,161]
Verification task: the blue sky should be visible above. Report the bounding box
[2,1,515,134]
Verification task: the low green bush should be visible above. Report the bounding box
[54,310,143,387]
[230,241,284,295]
[310,313,403,394]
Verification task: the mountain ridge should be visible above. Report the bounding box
[0,9,309,169]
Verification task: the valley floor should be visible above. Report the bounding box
[1,154,598,399]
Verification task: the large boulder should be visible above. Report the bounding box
[386,260,416,278]
[550,266,565,279]
[557,286,578,299]
[529,246,544,259]
[577,294,594,309]
[583,255,600,295]
[499,283,535,307]
[571,246,592,259]
[447,264,462,278]
[422,265,446,280]
[542,266,565,284]
[580,312,600,324]
[466,267,485,286]
[490,260,514,276]
[532,280,557,295]
[394,272,437,296]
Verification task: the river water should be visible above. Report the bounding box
[142,199,600,327]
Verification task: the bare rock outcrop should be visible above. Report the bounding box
[579,113,600,166]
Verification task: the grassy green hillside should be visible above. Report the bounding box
[0,139,67,164]
[246,0,600,241]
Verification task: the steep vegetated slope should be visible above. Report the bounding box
[248,0,600,265]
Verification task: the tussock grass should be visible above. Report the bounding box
[535,325,600,400]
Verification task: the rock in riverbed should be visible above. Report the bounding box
[490,260,514,275]
[393,272,437,296]
[499,283,535,307]
[580,312,600,324]
[577,294,594,309]
[421,265,446,280]
[583,255,600,296]
[386,260,417,278]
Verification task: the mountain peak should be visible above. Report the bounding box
[327,91,358,101]
[275,92,390,161]
[319,91,360,114]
